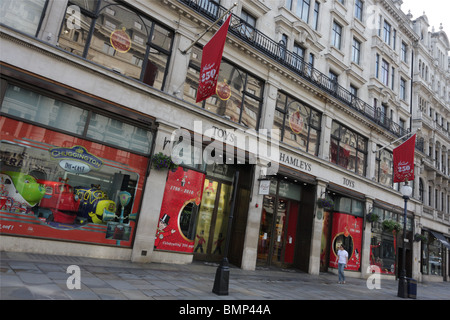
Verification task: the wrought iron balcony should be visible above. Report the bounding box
[178,0,409,138]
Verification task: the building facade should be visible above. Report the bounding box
[0,0,449,282]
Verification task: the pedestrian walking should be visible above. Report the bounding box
[336,244,348,284]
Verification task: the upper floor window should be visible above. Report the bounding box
[352,37,361,64]
[273,92,322,156]
[58,0,173,91]
[381,59,389,86]
[0,0,47,36]
[355,0,363,21]
[332,21,342,50]
[375,148,393,187]
[296,0,310,23]
[383,21,391,45]
[330,121,368,176]
[313,2,320,30]
[401,42,408,62]
[184,47,264,129]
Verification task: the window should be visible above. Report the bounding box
[184,47,264,129]
[391,67,395,90]
[1,84,153,154]
[313,2,320,30]
[0,0,47,36]
[421,231,443,276]
[293,43,305,69]
[273,92,322,156]
[239,9,256,39]
[370,207,411,275]
[375,148,393,187]
[355,0,363,21]
[296,0,310,23]
[0,84,152,248]
[59,0,174,91]
[352,38,361,64]
[330,122,367,175]
[400,78,406,100]
[383,20,391,45]
[381,59,389,86]
[375,53,380,78]
[332,21,342,49]
[329,71,338,92]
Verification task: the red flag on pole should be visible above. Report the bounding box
[196,15,231,103]
[393,134,416,183]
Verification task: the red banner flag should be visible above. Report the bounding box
[196,15,231,103]
[393,134,416,183]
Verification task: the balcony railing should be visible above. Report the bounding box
[179,0,409,138]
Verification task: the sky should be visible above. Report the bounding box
[401,0,450,31]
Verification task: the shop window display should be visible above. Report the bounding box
[0,85,152,247]
[421,231,443,276]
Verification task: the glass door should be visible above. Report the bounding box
[194,178,232,261]
[257,195,300,267]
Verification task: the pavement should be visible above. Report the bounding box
[1,251,449,303]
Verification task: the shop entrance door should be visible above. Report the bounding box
[193,178,232,261]
[257,195,299,267]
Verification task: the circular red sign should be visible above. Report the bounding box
[216,81,231,100]
[110,29,131,53]
[289,109,303,134]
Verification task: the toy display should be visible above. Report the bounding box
[74,185,117,224]
[0,171,45,212]
[36,178,80,224]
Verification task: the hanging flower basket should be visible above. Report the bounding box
[382,220,401,233]
[414,233,427,242]
[317,198,334,210]
[151,152,179,171]
[366,212,380,223]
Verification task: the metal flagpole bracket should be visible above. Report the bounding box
[180,2,237,55]
[373,128,421,153]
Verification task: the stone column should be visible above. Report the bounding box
[308,178,328,275]
[131,120,185,263]
[240,160,269,270]
[361,196,375,278]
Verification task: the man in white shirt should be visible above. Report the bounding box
[336,244,348,284]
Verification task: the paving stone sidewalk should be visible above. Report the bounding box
[1,251,449,301]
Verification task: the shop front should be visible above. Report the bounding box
[151,131,254,267]
[0,70,155,252]
[319,186,365,274]
[420,229,450,281]
[256,170,316,272]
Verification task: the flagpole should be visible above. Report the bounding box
[373,128,420,153]
[180,2,237,55]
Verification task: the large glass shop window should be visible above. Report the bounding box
[0,0,47,36]
[330,121,367,176]
[184,46,264,129]
[0,86,151,247]
[59,0,173,90]
[273,92,322,156]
